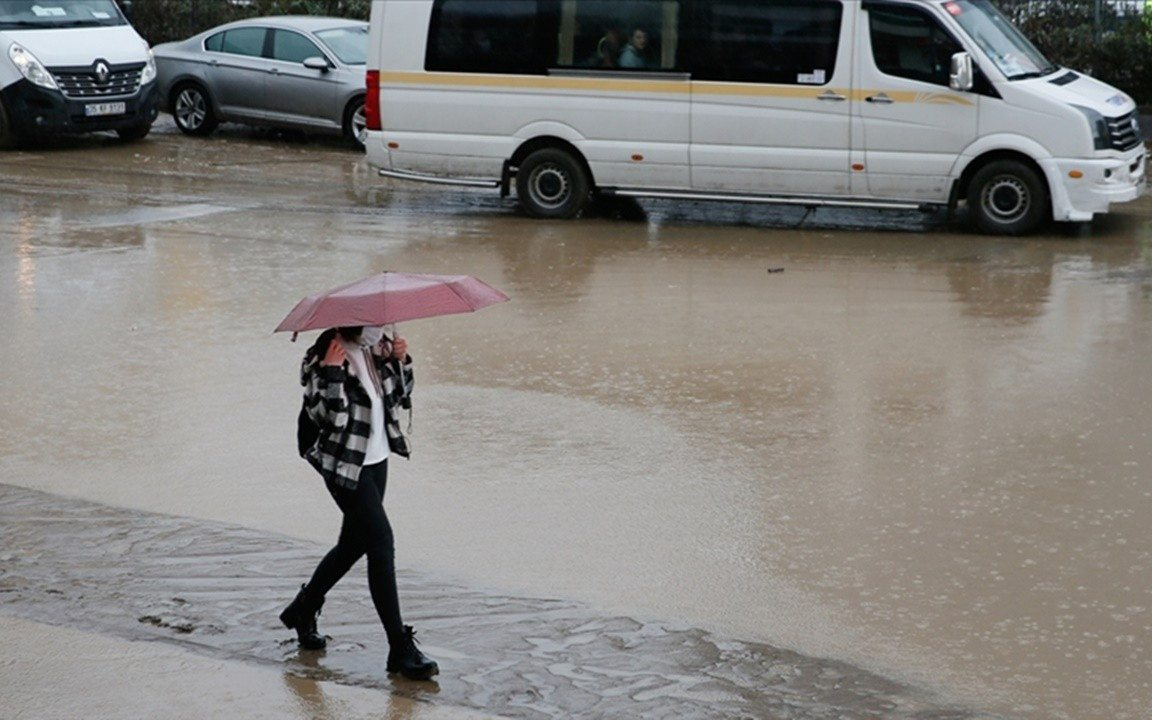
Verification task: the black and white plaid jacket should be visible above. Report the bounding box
[300,332,414,489]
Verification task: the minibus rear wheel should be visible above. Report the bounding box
[516,148,590,219]
[969,159,1048,236]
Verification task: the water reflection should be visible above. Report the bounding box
[3,126,1151,720]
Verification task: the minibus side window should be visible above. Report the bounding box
[426,0,550,74]
[688,0,842,85]
[553,0,682,72]
[867,4,961,87]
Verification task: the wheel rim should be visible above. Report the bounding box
[981,175,1030,224]
[528,163,571,209]
[175,89,206,131]
[352,104,367,145]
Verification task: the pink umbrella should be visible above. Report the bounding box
[274,271,509,337]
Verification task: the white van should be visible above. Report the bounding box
[0,0,158,147]
[365,0,1146,235]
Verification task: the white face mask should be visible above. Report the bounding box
[358,325,386,348]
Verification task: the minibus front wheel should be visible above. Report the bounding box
[969,159,1049,236]
[516,147,590,219]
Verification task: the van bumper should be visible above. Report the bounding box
[1,79,160,136]
[1045,150,1146,222]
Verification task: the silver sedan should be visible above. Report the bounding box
[154,16,369,147]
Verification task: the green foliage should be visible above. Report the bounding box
[126,0,369,47]
[997,0,1151,107]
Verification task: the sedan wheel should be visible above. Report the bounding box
[344,99,367,149]
[173,84,218,137]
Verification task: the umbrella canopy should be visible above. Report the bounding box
[274,271,509,335]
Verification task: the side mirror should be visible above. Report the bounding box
[303,56,330,72]
[950,52,974,92]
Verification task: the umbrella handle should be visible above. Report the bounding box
[389,324,413,411]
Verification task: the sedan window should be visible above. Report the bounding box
[315,26,368,65]
[272,29,325,64]
[220,27,267,57]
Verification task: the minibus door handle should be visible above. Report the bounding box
[817,90,846,102]
[866,93,895,105]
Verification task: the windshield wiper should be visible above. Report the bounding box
[1009,64,1060,81]
[0,20,53,28]
[51,19,115,27]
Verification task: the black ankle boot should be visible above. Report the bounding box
[279,584,327,650]
[386,625,439,680]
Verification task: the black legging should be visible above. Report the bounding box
[305,461,404,642]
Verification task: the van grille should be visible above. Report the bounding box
[49,63,143,99]
[1107,110,1142,152]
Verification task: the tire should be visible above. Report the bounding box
[0,98,20,149]
[343,97,366,150]
[515,147,591,219]
[171,82,218,137]
[968,159,1049,236]
[116,122,152,141]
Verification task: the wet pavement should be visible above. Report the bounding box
[0,483,989,719]
[1,117,1151,719]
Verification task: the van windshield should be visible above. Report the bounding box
[0,0,127,29]
[943,0,1057,80]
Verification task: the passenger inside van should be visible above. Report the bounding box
[581,28,622,67]
[618,27,653,68]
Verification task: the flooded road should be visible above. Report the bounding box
[2,119,1151,719]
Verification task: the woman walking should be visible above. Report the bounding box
[280,325,438,680]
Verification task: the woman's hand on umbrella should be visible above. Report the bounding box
[390,337,408,361]
[322,339,347,367]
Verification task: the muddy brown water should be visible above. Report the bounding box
[1,118,1151,719]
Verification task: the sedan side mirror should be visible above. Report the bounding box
[950,52,974,92]
[303,56,330,73]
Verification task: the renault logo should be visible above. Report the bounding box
[94,61,110,84]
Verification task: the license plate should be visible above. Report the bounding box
[84,102,126,117]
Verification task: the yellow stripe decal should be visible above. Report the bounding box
[378,71,690,95]
[378,71,976,106]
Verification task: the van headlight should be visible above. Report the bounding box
[1072,104,1109,151]
[141,50,157,85]
[8,44,58,90]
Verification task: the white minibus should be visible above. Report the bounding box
[365,0,1146,235]
[0,0,159,146]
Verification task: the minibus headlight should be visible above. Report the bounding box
[1072,104,1109,151]
[8,44,58,90]
[141,50,157,85]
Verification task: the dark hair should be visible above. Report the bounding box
[336,326,363,341]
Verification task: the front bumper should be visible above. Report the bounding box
[1,78,159,136]
[1045,149,1146,222]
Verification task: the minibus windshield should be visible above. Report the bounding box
[944,0,1057,80]
[0,0,126,29]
